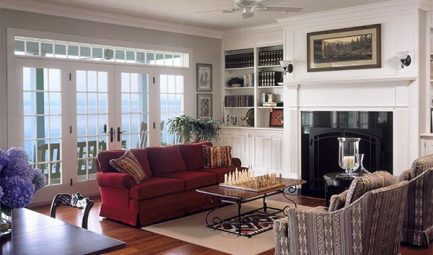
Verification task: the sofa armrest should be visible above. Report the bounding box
[231,158,241,168]
[96,172,135,189]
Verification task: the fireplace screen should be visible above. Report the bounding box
[301,111,393,197]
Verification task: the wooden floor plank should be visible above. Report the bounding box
[32,194,432,255]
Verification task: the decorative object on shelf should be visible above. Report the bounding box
[398,51,411,68]
[0,148,46,239]
[269,109,284,127]
[307,24,381,72]
[197,94,213,120]
[167,115,221,143]
[337,137,361,176]
[280,60,293,74]
[196,63,212,92]
[263,93,277,107]
[245,108,254,127]
[227,77,244,87]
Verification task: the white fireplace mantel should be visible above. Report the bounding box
[282,77,417,179]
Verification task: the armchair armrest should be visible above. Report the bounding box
[231,158,241,168]
[96,172,135,189]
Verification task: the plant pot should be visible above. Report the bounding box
[0,208,12,240]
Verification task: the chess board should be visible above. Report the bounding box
[219,180,286,192]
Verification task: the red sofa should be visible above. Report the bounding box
[95,142,241,226]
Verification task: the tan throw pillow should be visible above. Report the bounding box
[203,146,232,168]
[109,150,147,184]
[344,171,395,207]
[328,190,348,212]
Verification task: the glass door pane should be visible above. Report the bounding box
[160,74,184,145]
[76,70,109,181]
[120,72,149,149]
[23,67,62,185]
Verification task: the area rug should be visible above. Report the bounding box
[142,200,311,255]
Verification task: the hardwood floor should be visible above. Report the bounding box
[32,194,433,255]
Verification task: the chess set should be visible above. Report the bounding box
[219,168,285,192]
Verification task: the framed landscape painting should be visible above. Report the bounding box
[307,24,381,72]
[196,63,212,92]
[197,94,213,120]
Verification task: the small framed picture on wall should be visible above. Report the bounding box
[196,63,212,92]
[197,94,213,120]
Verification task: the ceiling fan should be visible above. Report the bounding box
[197,0,303,19]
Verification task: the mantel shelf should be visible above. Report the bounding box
[282,76,417,87]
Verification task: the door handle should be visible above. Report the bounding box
[117,127,126,142]
[108,127,114,143]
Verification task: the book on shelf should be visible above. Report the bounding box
[224,95,254,107]
[258,50,283,66]
[258,71,283,87]
[225,52,254,69]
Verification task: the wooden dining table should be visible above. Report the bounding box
[1,208,126,255]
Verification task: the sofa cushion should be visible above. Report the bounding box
[160,171,217,190]
[411,154,433,178]
[345,171,395,207]
[130,177,184,200]
[147,146,186,176]
[130,149,153,177]
[204,167,237,183]
[179,143,208,170]
[203,145,232,168]
[96,150,126,172]
[109,151,147,184]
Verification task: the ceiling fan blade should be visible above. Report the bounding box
[242,11,254,19]
[195,9,225,14]
[257,6,303,13]
[222,8,240,13]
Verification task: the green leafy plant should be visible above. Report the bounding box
[167,115,221,144]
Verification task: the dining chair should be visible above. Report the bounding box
[50,192,94,229]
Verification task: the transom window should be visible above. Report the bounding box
[15,36,189,68]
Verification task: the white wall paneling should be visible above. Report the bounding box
[276,1,428,178]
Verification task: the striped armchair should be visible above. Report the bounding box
[399,154,433,247]
[274,180,409,255]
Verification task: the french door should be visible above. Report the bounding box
[12,59,185,203]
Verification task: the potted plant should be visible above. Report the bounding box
[167,115,221,144]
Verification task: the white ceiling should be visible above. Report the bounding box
[34,0,391,30]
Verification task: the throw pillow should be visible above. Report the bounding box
[328,190,348,212]
[344,171,395,207]
[203,145,232,168]
[109,150,147,184]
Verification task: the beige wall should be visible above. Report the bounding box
[0,8,222,149]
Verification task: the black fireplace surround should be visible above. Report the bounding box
[301,111,393,197]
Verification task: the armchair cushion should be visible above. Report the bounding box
[96,172,135,189]
[328,190,348,212]
[345,171,395,207]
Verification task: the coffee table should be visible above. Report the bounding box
[196,178,305,237]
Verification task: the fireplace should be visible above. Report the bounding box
[300,111,393,197]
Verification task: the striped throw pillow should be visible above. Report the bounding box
[109,150,147,184]
[203,146,232,168]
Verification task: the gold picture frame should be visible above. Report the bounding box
[307,24,381,72]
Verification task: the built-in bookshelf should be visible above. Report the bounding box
[223,45,284,129]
